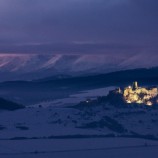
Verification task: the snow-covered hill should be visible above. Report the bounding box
[0,137,158,158]
[0,87,158,157]
[1,94,158,140]
[0,53,157,81]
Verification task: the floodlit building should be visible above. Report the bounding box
[109,81,158,106]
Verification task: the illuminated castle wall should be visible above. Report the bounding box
[112,82,158,106]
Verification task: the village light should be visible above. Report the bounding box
[146,101,152,106]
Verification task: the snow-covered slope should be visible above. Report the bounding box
[0,93,158,139]
[0,137,158,158]
[0,88,158,157]
[0,53,157,81]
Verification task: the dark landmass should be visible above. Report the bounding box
[0,97,24,110]
[0,67,158,104]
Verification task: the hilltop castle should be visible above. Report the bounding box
[109,82,158,106]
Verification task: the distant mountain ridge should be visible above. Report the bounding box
[0,53,157,81]
[34,67,158,85]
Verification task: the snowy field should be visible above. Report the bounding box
[0,138,158,158]
[0,86,158,158]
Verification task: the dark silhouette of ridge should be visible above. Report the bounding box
[0,97,24,111]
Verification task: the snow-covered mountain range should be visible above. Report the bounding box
[0,53,157,81]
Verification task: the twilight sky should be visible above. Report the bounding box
[0,0,157,54]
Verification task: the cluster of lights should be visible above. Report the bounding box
[123,83,157,106]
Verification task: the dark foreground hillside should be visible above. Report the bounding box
[0,97,24,110]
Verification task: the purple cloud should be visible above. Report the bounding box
[0,0,157,55]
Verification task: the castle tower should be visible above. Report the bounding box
[118,87,121,93]
[132,81,138,90]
